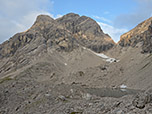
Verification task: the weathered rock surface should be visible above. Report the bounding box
[0,13,115,59]
[119,17,152,53]
[0,80,151,114]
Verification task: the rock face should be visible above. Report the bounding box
[118,17,152,53]
[0,13,115,59]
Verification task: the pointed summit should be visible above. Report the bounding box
[35,14,54,23]
[29,14,55,33]
[0,13,115,59]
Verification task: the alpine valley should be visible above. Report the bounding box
[0,13,152,114]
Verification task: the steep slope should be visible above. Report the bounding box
[0,13,115,59]
[106,17,152,90]
[0,13,115,78]
[56,13,115,52]
[118,17,152,53]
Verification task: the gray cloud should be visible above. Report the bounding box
[114,0,152,29]
[0,0,54,43]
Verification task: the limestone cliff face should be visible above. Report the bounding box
[0,13,115,59]
[56,13,115,52]
[119,17,152,53]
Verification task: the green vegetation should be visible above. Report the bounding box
[0,76,12,84]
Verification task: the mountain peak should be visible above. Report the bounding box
[35,14,54,23]
[63,13,80,18]
[118,16,152,53]
[0,13,115,59]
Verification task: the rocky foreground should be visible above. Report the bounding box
[0,79,152,114]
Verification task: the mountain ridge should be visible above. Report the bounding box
[118,16,152,53]
[0,13,115,59]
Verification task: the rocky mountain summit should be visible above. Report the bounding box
[0,13,152,114]
[119,17,152,53]
[0,13,114,59]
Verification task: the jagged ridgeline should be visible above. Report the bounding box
[0,13,115,58]
[119,17,152,53]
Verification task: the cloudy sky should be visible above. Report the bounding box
[0,0,152,43]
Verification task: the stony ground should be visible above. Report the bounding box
[0,78,152,114]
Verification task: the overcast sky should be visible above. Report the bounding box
[0,0,152,43]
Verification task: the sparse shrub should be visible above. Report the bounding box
[79,71,84,76]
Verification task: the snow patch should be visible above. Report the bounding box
[120,84,127,88]
[93,53,118,63]
[83,46,119,63]
[83,47,86,49]
[95,53,109,59]
[106,58,116,63]
[120,84,127,91]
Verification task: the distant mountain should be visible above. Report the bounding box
[118,17,152,53]
[0,13,115,59]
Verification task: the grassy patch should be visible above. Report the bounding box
[0,76,12,84]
